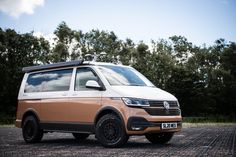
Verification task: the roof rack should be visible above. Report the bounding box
[22,60,84,73]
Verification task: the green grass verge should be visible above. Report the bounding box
[183,116,236,123]
[0,117,15,125]
[0,124,15,127]
[182,122,236,128]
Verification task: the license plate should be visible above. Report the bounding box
[161,123,177,129]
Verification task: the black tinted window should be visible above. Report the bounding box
[25,69,73,93]
[75,68,98,91]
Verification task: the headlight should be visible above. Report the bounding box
[122,98,150,107]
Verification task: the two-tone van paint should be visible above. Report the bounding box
[16,60,182,147]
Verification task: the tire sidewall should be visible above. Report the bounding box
[96,114,128,147]
[22,116,42,143]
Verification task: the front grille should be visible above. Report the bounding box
[149,100,179,107]
[144,108,181,116]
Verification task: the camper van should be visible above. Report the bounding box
[16,60,182,147]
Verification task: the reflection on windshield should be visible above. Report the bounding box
[99,65,154,86]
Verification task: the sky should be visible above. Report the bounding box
[0,0,236,46]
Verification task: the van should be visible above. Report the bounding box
[15,60,182,147]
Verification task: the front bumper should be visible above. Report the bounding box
[126,117,182,134]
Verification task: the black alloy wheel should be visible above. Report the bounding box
[96,114,128,148]
[22,116,43,143]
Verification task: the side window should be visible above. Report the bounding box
[25,69,73,93]
[75,67,99,91]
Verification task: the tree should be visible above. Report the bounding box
[52,21,74,62]
[0,28,50,118]
[169,35,193,63]
[220,42,236,116]
[132,42,151,78]
[1,22,236,120]
[119,38,135,65]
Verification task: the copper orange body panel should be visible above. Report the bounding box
[68,97,102,122]
[40,98,70,122]
[100,98,182,135]
[16,97,182,135]
[16,100,41,127]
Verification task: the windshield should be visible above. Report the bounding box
[98,65,154,86]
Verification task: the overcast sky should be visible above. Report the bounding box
[0,0,235,45]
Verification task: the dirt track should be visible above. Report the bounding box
[0,124,236,157]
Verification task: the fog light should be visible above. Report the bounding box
[131,126,143,131]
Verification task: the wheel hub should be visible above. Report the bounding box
[103,122,118,141]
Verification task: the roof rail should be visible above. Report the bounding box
[22,60,84,73]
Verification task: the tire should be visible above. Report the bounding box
[22,116,43,143]
[145,132,174,144]
[72,133,90,140]
[95,114,128,148]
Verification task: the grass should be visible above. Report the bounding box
[182,116,236,123]
[182,122,236,128]
[0,116,15,125]
[0,124,15,127]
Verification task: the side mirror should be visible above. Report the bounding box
[85,80,102,90]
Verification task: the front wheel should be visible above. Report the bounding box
[22,116,43,143]
[145,132,174,144]
[95,114,128,148]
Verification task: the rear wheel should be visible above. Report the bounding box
[22,116,43,143]
[145,132,174,144]
[72,133,90,140]
[95,114,128,148]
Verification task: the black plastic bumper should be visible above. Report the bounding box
[127,117,182,131]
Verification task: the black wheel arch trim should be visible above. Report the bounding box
[22,109,40,127]
[94,106,125,126]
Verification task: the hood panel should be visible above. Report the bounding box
[111,86,177,101]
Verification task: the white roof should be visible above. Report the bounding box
[22,60,129,73]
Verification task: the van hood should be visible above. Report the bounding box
[111,86,177,101]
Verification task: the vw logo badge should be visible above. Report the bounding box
[163,101,170,110]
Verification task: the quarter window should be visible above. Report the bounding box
[75,68,99,91]
[25,69,73,93]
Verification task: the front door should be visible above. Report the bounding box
[68,67,102,124]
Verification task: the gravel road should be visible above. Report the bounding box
[0,124,235,157]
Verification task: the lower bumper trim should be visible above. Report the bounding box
[127,117,182,131]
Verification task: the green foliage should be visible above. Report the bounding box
[0,28,51,117]
[52,21,74,62]
[183,116,236,123]
[0,22,236,122]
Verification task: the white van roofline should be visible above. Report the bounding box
[22,60,128,73]
[22,60,84,73]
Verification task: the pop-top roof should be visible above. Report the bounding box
[22,60,84,73]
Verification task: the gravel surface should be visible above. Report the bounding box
[0,124,235,157]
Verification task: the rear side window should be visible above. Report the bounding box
[25,69,73,93]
